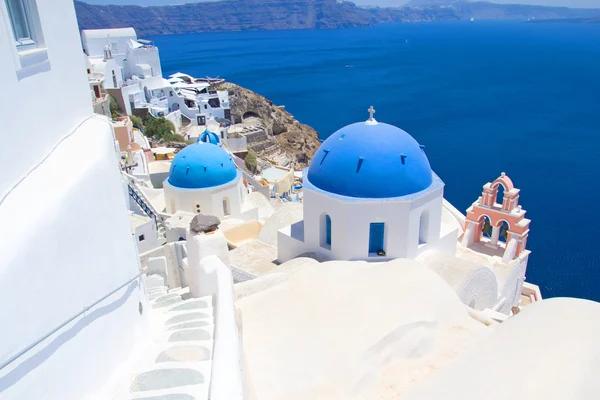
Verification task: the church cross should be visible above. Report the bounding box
[368,106,376,121]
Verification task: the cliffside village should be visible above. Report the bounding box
[10,4,594,399]
[83,28,313,255]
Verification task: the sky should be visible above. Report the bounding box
[83,0,600,8]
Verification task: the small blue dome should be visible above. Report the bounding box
[168,142,237,189]
[307,122,433,198]
[197,129,221,146]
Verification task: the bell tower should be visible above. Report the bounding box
[461,173,530,263]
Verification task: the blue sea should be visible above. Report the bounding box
[149,21,600,301]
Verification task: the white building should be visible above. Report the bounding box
[163,139,259,221]
[0,1,150,398]
[129,213,159,253]
[81,28,180,123]
[277,109,531,315]
[81,28,231,130]
[278,114,457,262]
[167,72,232,127]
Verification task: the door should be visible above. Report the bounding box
[369,222,385,255]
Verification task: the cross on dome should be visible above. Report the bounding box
[366,106,378,126]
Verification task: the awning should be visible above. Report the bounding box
[129,39,144,49]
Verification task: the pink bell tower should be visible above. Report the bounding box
[461,173,531,263]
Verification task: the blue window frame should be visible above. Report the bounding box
[325,215,331,246]
[369,222,385,254]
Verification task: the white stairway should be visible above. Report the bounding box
[121,275,215,400]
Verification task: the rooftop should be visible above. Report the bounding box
[129,213,152,233]
[237,259,490,400]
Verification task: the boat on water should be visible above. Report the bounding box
[470,17,475,22]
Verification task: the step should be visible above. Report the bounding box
[127,362,211,400]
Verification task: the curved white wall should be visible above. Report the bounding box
[164,176,246,219]
[0,0,92,203]
[0,3,150,397]
[0,118,150,399]
[300,179,445,261]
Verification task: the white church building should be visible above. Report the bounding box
[278,110,458,262]
[163,137,258,221]
[278,109,535,315]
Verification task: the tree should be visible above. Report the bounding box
[109,95,121,119]
[129,114,144,128]
[245,146,258,172]
[144,115,181,142]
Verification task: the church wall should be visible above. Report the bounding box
[407,189,445,258]
[163,177,244,220]
[303,187,441,260]
[495,253,529,314]
[0,118,150,399]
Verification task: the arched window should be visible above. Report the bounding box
[222,197,230,216]
[495,184,505,206]
[481,215,492,238]
[419,210,429,245]
[498,220,510,243]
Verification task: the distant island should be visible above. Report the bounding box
[74,0,600,36]
[527,16,600,23]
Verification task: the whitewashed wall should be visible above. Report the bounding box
[0,2,149,399]
[0,118,150,399]
[163,175,247,219]
[134,218,160,254]
[299,182,446,261]
[0,0,93,202]
[165,110,182,133]
[278,174,456,263]
[126,46,162,78]
[82,28,136,59]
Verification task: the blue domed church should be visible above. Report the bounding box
[163,141,253,220]
[278,108,459,262]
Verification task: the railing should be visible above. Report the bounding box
[128,183,158,227]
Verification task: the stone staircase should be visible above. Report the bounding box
[126,177,167,243]
[123,275,215,400]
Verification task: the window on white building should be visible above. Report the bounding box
[138,234,145,242]
[419,210,430,245]
[223,197,230,216]
[5,0,41,49]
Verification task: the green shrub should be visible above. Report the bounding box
[144,115,178,141]
[109,95,121,119]
[129,115,144,128]
[245,147,258,172]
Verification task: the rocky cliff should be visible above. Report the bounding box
[406,0,600,20]
[74,0,459,36]
[225,83,321,170]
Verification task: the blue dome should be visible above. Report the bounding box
[168,142,237,189]
[197,129,221,146]
[307,122,433,198]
